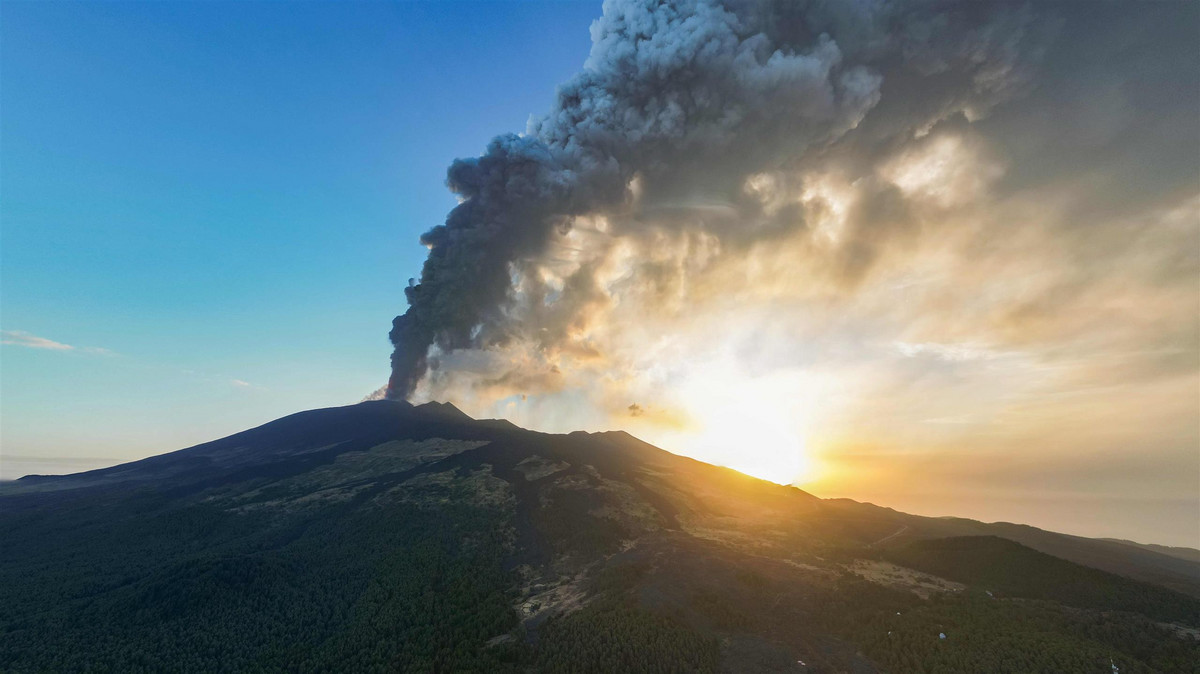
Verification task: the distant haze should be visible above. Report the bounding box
[0,457,118,482]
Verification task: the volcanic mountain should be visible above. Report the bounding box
[3,401,1198,672]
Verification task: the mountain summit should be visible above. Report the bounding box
[3,401,1198,672]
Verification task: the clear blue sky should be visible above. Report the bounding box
[1,1,601,474]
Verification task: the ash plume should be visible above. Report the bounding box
[387,0,1053,399]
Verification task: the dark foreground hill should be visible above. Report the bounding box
[2,400,1198,673]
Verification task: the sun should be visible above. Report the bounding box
[664,360,822,486]
[696,394,816,485]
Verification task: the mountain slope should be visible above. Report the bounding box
[883,536,1200,624]
[2,401,1198,673]
[814,501,1200,600]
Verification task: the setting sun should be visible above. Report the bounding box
[692,393,816,485]
[656,360,822,486]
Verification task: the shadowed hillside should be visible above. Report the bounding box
[3,401,1198,672]
[883,536,1200,624]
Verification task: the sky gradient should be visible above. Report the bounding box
[2,0,596,465]
[2,1,1197,547]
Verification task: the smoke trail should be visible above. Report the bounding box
[387,0,1050,399]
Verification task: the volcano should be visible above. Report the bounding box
[3,401,1198,672]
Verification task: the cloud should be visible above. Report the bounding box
[893,342,1004,363]
[360,385,389,402]
[81,347,116,356]
[389,0,1074,399]
[1,330,74,350]
[230,379,252,388]
[391,0,1053,397]
[1,330,113,355]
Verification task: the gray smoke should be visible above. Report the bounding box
[387,0,1054,399]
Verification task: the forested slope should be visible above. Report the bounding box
[3,401,1197,672]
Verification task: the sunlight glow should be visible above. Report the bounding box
[661,359,821,486]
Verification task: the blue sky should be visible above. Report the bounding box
[1,1,601,474]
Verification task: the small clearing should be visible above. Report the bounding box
[848,559,965,599]
[515,455,570,481]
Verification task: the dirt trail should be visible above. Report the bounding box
[868,525,908,548]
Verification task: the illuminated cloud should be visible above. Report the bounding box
[893,342,1004,363]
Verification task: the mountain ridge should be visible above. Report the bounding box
[6,399,1196,597]
[3,401,1198,672]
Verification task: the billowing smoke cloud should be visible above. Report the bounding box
[384,0,1199,546]
[387,0,1054,398]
